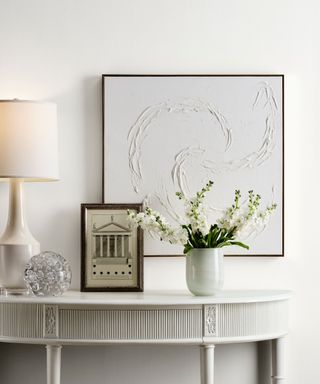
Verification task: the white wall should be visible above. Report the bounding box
[0,0,319,383]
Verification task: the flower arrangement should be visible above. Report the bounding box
[127,181,276,254]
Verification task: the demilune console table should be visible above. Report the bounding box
[0,290,291,384]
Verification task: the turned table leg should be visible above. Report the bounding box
[200,345,215,384]
[271,337,286,383]
[46,345,62,384]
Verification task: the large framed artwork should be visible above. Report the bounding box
[102,74,284,257]
[81,204,144,291]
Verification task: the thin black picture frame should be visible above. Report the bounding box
[81,203,144,291]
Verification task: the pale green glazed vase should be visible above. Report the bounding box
[186,248,224,296]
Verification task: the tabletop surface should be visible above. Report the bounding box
[0,289,292,305]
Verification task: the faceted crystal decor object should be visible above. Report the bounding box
[24,251,72,296]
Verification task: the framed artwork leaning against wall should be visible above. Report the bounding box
[81,204,144,292]
[102,74,284,257]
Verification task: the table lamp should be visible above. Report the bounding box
[0,100,59,294]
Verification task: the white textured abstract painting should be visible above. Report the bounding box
[103,75,283,256]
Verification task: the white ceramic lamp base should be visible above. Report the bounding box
[0,244,35,294]
[0,180,40,294]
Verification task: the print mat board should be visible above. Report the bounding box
[103,74,284,257]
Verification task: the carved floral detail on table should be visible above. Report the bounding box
[205,305,217,336]
[44,305,58,338]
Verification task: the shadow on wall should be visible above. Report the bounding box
[82,76,103,203]
[258,340,272,384]
[0,342,269,384]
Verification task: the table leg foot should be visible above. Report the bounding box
[46,345,62,384]
[200,344,215,384]
[271,337,286,383]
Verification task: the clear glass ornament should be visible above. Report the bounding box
[24,251,72,296]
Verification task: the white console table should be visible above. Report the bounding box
[0,290,291,384]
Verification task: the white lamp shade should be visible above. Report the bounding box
[0,100,59,181]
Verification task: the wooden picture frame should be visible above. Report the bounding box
[102,74,284,257]
[81,203,143,291]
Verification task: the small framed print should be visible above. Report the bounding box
[81,204,143,292]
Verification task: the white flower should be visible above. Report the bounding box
[217,190,276,240]
[178,181,212,236]
[127,182,276,253]
[127,208,188,246]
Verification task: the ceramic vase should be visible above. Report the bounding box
[186,248,224,296]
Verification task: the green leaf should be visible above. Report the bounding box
[216,241,249,250]
[206,231,213,247]
[210,227,220,244]
[183,244,193,254]
[229,241,249,250]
